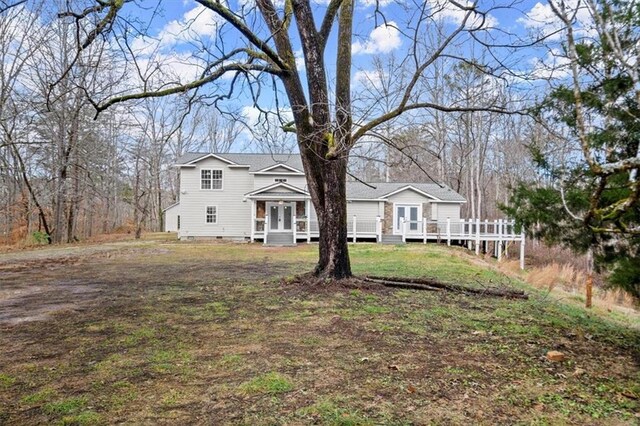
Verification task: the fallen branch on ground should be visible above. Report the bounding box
[363,276,529,299]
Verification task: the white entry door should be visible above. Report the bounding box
[394,204,421,234]
[267,202,294,232]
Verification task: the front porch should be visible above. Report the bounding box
[249,199,380,245]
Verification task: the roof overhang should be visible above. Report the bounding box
[250,163,304,174]
[245,182,310,198]
[182,153,237,166]
[163,202,180,212]
[378,185,442,201]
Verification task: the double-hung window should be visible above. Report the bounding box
[201,169,223,190]
[206,206,217,224]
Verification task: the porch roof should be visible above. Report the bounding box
[245,182,310,198]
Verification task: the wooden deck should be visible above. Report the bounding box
[252,216,526,270]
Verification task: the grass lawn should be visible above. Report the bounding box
[0,239,638,425]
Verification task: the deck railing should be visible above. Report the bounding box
[252,215,525,269]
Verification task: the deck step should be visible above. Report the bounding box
[265,233,296,246]
[380,235,404,245]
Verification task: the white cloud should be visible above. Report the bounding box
[517,1,593,40]
[359,0,395,7]
[294,49,305,71]
[354,69,386,89]
[159,4,221,46]
[129,4,222,56]
[530,48,571,79]
[426,0,498,29]
[352,22,401,55]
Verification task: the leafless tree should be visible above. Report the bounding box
[60,0,525,279]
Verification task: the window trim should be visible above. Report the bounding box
[200,168,224,191]
[205,205,218,224]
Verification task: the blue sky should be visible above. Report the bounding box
[68,0,591,139]
[121,0,576,85]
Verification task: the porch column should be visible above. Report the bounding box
[402,218,407,243]
[264,214,269,245]
[497,219,503,261]
[306,198,311,243]
[520,227,526,270]
[475,218,481,255]
[423,217,427,244]
[293,216,297,244]
[250,199,256,243]
[352,215,357,243]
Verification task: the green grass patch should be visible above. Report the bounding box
[219,354,243,366]
[43,395,88,415]
[239,372,293,395]
[21,387,57,405]
[0,373,16,389]
[148,348,192,374]
[299,400,373,426]
[59,411,101,425]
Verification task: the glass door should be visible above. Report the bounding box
[395,205,420,234]
[269,204,279,231]
[267,202,294,232]
[283,204,292,230]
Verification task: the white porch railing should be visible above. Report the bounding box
[252,215,525,269]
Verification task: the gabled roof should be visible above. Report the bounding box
[254,163,303,174]
[162,202,180,212]
[175,152,465,202]
[245,182,309,197]
[346,182,466,203]
[175,152,304,172]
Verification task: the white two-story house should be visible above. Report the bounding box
[164,152,466,245]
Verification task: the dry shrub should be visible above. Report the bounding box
[526,263,586,293]
[498,244,638,311]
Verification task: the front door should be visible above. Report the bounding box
[267,202,293,232]
[394,204,420,234]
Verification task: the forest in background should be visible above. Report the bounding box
[1,1,564,245]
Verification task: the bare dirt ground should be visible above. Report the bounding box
[0,240,638,425]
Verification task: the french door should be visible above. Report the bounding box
[267,202,294,232]
[394,204,421,234]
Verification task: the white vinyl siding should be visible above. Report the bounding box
[179,157,253,239]
[206,206,218,224]
[163,204,180,232]
[347,201,379,221]
[434,203,461,221]
[201,169,223,190]
[254,174,306,190]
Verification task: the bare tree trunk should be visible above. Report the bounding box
[10,143,51,242]
[306,155,351,279]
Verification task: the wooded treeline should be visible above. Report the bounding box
[0,2,245,244]
[2,0,635,266]
[0,1,540,245]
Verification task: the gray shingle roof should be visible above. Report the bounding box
[175,152,304,172]
[346,182,466,202]
[176,152,465,202]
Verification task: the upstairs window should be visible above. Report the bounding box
[201,169,223,190]
[206,206,217,224]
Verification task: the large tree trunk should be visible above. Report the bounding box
[308,156,352,279]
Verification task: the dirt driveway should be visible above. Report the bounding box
[0,241,288,325]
